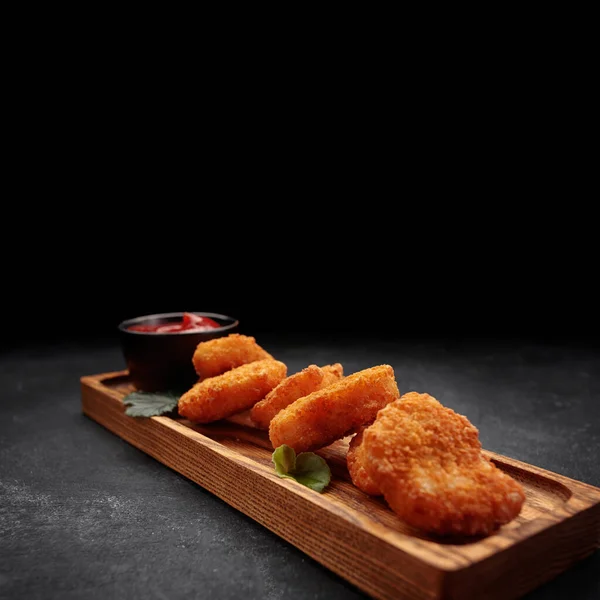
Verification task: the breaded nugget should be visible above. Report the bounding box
[269,365,399,453]
[347,426,381,496]
[321,363,344,385]
[192,333,274,380]
[178,359,287,423]
[250,363,344,430]
[363,392,525,536]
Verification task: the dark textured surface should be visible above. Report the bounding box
[1,336,599,600]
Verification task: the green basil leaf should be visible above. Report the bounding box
[272,445,331,493]
[272,444,297,477]
[122,391,180,417]
[293,452,331,492]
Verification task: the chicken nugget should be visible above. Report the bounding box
[178,359,287,423]
[269,364,399,453]
[363,392,525,536]
[347,426,381,496]
[250,363,344,430]
[321,363,344,385]
[192,333,274,380]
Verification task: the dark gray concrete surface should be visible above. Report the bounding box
[1,336,599,599]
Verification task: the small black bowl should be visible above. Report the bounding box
[118,312,239,391]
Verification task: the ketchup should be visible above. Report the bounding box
[128,313,221,333]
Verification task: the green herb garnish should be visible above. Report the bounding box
[272,444,331,493]
[122,391,180,417]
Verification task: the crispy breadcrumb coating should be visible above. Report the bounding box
[178,359,286,423]
[269,365,399,453]
[192,334,274,380]
[347,426,381,496]
[320,363,344,385]
[363,392,525,535]
[250,363,344,430]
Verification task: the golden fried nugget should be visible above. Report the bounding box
[192,333,274,380]
[250,363,344,430]
[363,392,525,536]
[178,359,287,423]
[269,365,399,453]
[347,426,381,496]
[321,363,344,385]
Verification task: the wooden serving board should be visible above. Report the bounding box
[81,371,600,600]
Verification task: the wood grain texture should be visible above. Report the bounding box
[81,371,600,600]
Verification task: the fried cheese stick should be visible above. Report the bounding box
[192,333,274,380]
[269,365,399,453]
[178,359,287,423]
[250,363,343,430]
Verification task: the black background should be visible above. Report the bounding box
[3,205,597,351]
[3,105,597,352]
[3,61,596,352]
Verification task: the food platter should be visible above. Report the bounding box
[81,369,600,600]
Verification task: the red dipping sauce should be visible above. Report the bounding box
[127,312,221,333]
